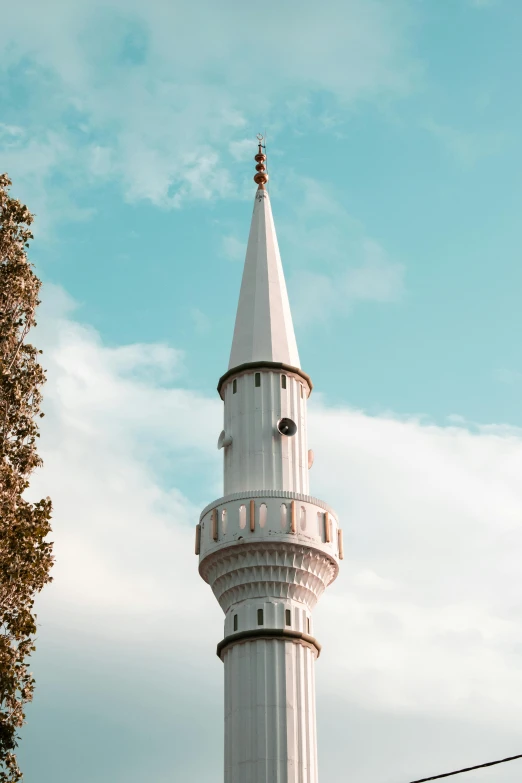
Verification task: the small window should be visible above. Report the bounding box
[239,504,246,529]
[257,609,264,626]
[233,614,238,632]
[259,503,267,528]
[233,379,237,394]
[307,618,311,634]
[280,503,288,531]
[300,385,304,398]
[285,609,291,626]
[300,506,306,531]
[221,508,228,534]
[255,372,261,387]
[281,374,287,389]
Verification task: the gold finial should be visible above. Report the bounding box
[253,133,269,189]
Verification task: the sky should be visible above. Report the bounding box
[1,0,522,781]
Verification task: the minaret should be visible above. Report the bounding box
[196,138,343,783]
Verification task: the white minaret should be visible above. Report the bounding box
[196,138,343,783]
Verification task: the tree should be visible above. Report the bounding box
[0,174,53,782]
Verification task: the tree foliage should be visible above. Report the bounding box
[0,174,53,782]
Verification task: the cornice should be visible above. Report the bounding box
[217,360,313,399]
[217,628,321,661]
[199,489,338,522]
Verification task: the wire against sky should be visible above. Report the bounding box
[407,752,522,782]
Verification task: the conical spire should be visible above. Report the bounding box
[228,138,300,370]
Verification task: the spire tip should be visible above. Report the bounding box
[253,134,269,190]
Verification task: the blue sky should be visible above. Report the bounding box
[2,1,522,782]
[3,0,522,425]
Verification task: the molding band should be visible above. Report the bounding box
[217,361,313,399]
[216,628,321,661]
[200,490,338,522]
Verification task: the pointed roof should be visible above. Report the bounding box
[228,152,300,371]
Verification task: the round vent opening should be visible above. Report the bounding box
[277,417,297,436]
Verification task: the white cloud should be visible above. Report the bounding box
[221,233,246,261]
[31,284,221,627]
[344,238,405,301]
[422,118,505,167]
[282,177,405,323]
[189,307,211,335]
[0,123,24,137]
[308,405,522,727]
[0,0,418,214]
[0,127,95,233]
[229,139,256,162]
[493,368,522,385]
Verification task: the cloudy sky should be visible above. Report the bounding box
[2,0,522,781]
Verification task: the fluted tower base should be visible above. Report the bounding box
[224,638,318,783]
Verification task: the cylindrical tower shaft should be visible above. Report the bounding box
[224,639,318,783]
[222,368,310,495]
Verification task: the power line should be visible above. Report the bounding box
[408,752,522,782]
